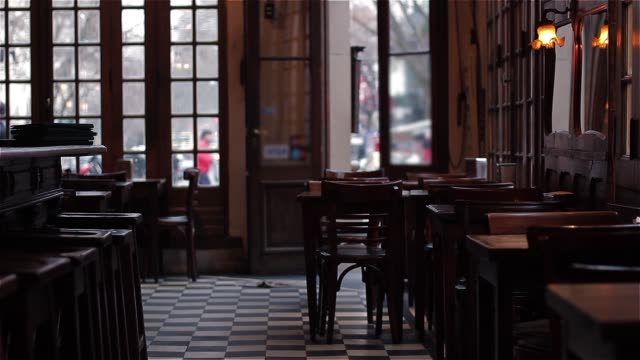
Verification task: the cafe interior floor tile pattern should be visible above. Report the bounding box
[142,276,431,359]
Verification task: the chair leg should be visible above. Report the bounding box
[375,278,384,337]
[185,225,198,282]
[325,262,338,344]
[363,267,374,324]
[318,260,327,336]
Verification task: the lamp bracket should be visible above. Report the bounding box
[543,7,571,20]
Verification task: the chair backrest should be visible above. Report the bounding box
[324,168,385,179]
[450,187,543,203]
[487,211,620,235]
[527,224,640,283]
[183,168,200,222]
[405,171,467,181]
[455,200,563,235]
[321,180,403,256]
[423,182,514,203]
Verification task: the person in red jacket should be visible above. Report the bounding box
[197,130,213,185]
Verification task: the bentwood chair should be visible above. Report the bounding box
[317,180,404,344]
[158,168,200,281]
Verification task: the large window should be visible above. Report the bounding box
[350,0,437,174]
[0,0,224,186]
[54,0,103,174]
[0,0,32,138]
[169,0,220,187]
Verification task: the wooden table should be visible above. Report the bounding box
[466,233,540,360]
[546,283,640,360]
[297,189,412,343]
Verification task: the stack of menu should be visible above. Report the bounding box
[9,123,96,146]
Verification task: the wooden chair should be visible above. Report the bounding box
[447,200,563,360]
[522,224,640,360]
[158,168,200,281]
[317,180,404,344]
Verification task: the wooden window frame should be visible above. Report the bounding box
[377,0,448,179]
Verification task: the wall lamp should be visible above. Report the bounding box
[531,7,571,50]
[592,21,608,48]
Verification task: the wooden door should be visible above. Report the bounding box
[245,0,324,274]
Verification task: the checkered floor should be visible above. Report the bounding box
[142,276,431,359]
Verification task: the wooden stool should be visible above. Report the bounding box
[8,229,123,360]
[0,254,72,360]
[55,213,147,360]
[0,243,102,360]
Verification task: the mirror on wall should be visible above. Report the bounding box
[579,10,608,135]
[551,25,573,132]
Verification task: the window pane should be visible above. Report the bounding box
[122,9,145,43]
[8,0,30,8]
[350,0,380,170]
[196,45,218,78]
[8,10,29,44]
[78,10,100,43]
[79,82,101,116]
[54,118,75,124]
[122,0,144,6]
[78,46,101,79]
[259,61,310,165]
[171,81,193,114]
[197,117,218,150]
[61,156,77,174]
[195,9,217,42]
[78,0,100,7]
[53,10,74,44]
[171,45,193,78]
[389,0,429,52]
[80,118,101,145]
[9,82,29,116]
[9,47,30,80]
[53,82,75,116]
[53,0,74,7]
[123,118,146,151]
[171,0,192,5]
[195,0,217,5]
[197,152,218,186]
[171,117,193,150]
[122,45,145,79]
[389,54,431,165]
[0,13,5,45]
[172,153,194,187]
[123,82,145,115]
[171,9,192,42]
[196,80,218,114]
[123,154,146,180]
[53,47,75,79]
[80,155,102,175]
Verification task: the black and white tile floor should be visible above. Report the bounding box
[142,276,431,359]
